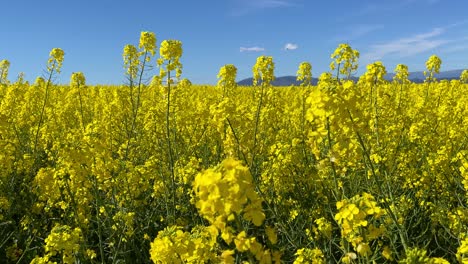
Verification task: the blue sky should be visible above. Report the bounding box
[1,0,467,84]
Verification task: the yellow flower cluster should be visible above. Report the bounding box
[31,225,82,264]
[424,54,442,82]
[2,34,468,263]
[461,69,468,83]
[139,31,157,57]
[123,44,139,79]
[158,40,183,79]
[335,193,386,259]
[34,76,46,86]
[293,248,325,264]
[149,225,218,263]
[399,247,450,264]
[359,61,387,84]
[0,59,10,84]
[217,64,237,96]
[297,61,312,86]
[394,64,410,83]
[70,72,86,88]
[330,43,359,79]
[457,238,468,263]
[47,48,65,73]
[193,158,265,230]
[253,55,275,86]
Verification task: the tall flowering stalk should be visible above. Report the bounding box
[217,64,237,97]
[158,39,183,223]
[0,59,10,85]
[296,62,312,158]
[393,64,410,108]
[70,72,86,131]
[33,48,64,158]
[251,56,274,176]
[423,55,442,100]
[330,43,359,81]
[360,61,387,119]
[424,54,442,83]
[122,31,156,159]
[297,62,312,87]
[460,69,468,83]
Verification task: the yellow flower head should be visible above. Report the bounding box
[253,55,275,86]
[330,43,359,78]
[139,31,156,57]
[425,54,442,74]
[158,40,183,79]
[178,78,192,88]
[394,64,409,83]
[159,40,183,61]
[293,248,325,264]
[34,76,45,87]
[193,158,265,231]
[217,64,238,89]
[123,44,139,79]
[460,69,468,83]
[424,54,442,82]
[70,72,86,88]
[0,59,10,84]
[360,61,387,84]
[47,48,65,73]
[457,237,468,263]
[297,62,312,86]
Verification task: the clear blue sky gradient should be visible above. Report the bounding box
[1,0,467,84]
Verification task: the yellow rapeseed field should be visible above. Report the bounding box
[1,32,468,263]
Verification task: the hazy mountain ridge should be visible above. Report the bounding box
[238,69,466,86]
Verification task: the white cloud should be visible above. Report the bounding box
[361,27,448,63]
[284,43,298,50]
[251,0,294,8]
[230,0,297,16]
[240,46,265,52]
[442,44,468,53]
[336,24,384,41]
[346,0,438,20]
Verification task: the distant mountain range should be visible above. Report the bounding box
[237,69,466,86]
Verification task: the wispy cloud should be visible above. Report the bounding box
[347,0,438,20]
[361,27,448,63]
[335,24,384,41]
[230,0,297,16]
[441,36,468,53]
[251,0,294,8]
[284,43,298,50]
[240,46,265,52]
[442,44,468,53]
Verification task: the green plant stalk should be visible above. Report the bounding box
[91,174,106,264]
[326,117,343,201]
[125,51,148,161]
[250,83,265,181]
[347,109,409,252]
[165,66,176,224]
[32,61,55,165]
[77,84,86,133]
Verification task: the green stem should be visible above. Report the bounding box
[92,174,106,264]
[250,84,265,180]
[125,51,148,160]
[347,109,409,252]
[77,85,85,132]
[165,68,176,223]
[32,63,55,167]
[326,117,342,200]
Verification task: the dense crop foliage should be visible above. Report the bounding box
[1,32,468,263]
